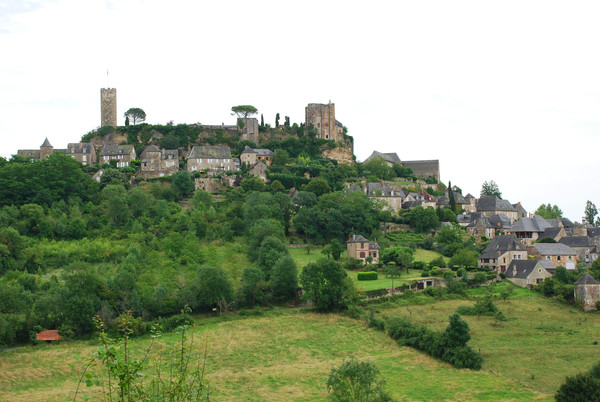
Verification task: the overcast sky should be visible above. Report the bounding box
[1,0,599,221]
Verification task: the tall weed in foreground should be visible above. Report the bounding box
[73,306,210,401]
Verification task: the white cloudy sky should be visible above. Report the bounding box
[1,0,599,221]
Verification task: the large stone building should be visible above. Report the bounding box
[346,234,380,264]
[505,260,553,288]
[240,146,274,166]
[186,146,237,174]
[363,151,441,181]
[140,145,179,177]
[478,234,527,273]
[18,138,96,166]
[305,102,344,141]
[101,88,117,127]
[99,144,136,168]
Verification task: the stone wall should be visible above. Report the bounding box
[305,103,342,142]
[321,145,354,165]
[402,160,440,181]
[575,283,600,310]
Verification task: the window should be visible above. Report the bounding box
[104,156,109,161]
[547,256,551,260]
[359,252,365,258]
[557,256,561,261]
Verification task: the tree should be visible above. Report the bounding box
[272,149,290,166]
[303,177,331,196]
[124,108,146,125]
[231,105,258,119]
[260,113,264,127]
[535,203,563,219]
[362,158,395,181]
[241,176,266,192]
[585,201,598,226]
[480,180,502,199]
[407,206,439,232]
[448,181,456,212]
[555,361,600,401]
[191,266,233,311]
[275,113,280,127]
[326,358,393,402]
[300,259,348,311]
[171,170,195,198]
[239,267,267,307]
[384,264,402,294]
[270,255,298,300]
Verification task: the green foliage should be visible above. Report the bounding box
[270,255,298,300]
[535,203,563,219]
[241,176,267,192]
[386,313,483,370]
[326,358,393,402]
[170,170,195,198]
[457,295,505,320]
[123,107,146,125]
[272,149,290,166]
[358,272,379,281]
[191,266,233,311]
[406,206,439,233]
[362,158,395,181]
[303,177,331,196]
[585,200,598,226]
[555,361,600,401]
[301,259,350,312]
[480,180,502,199]
[231,105,258,118]
[238,267,267,307]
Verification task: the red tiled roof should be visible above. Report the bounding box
[37,330,61,341]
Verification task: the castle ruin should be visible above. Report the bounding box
[305,102,344,142]
[101,88,117,127]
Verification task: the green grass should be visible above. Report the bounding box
[288,247,338,271]
[373,281,600,396]
[347,269,424,291]
[414,248,447,264]
[0,310,541,401]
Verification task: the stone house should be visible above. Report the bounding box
[477,196,519,222]
[512,202,528,219]
[364,151,401,167]
[346,234,380,263]
[186,146,236,174]
[248,160,268,182]
[140,145,179,177]
[66,142,97,166]
[574,273,600,310]
[507,215,553,246]
[478,234,528,273]
[365,182,405,213]
[559,236,598,265]
[463,193,477,214]
[505,260,553,288]
[99,144,137,167]
[240,146,274,166]
[466,217,496,239]
[528,243,577,269]
[240,118,259,144]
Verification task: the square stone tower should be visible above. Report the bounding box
[101,88,117,127]
[305,101,343,141]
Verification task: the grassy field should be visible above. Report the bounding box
[0,309,542,401]
[372,282,600,396]
[414,248,447,264]
[347,269,423,291]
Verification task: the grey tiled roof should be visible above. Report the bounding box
[488,214,512,229]
[369,241,380,250]
[67,143,95,153]
[509,216,552,233]
[347,234,370,243]
[539,227,563,240]
[587,228,600,238]
[532,243,576,255]
[41,137,52,147]
[188,146,232,159]
[100,144,135,156]
[559,236,594,248]
[574,273,600,285]
[365,151,401,164]
[365,182,405,197]
[480,235,523,259]
[505,260,538,279]
[477,196,516,212]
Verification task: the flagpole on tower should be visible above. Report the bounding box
[106,69,110,88]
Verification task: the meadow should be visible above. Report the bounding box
[4,282,597,400]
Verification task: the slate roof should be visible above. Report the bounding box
[369,241,380,250]
[465,193,475,200]
[480,235,524,259]
[505,260,538,279]
[347,234,370,243]
[488,214,512,229]
[365,182,405,197]
[532,243,576,255]
[587,228,600,238]
[187,146,232,159]
[539,227,563,240]
[402,200,422,209]
[141,145,161,155]
[345,185,363,192]
[100,144,135,156]
[437,196,449,206]
[164,149,178,159]
[41,137,52,147]
[454,192,468,204]
[562,217,574,228]
[477,196,516,212]
[67,142,95,153]
[509,216,552,233]
[574,273,600,285]
[365,151,401,164]
[559,236,595,248]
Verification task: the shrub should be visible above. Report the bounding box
[357,272,378,281]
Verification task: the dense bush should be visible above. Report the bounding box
[357,272,378,281]
[386,313,483,370]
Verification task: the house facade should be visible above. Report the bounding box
[528,243,577,269]
[186,146,236,174]
[140,145,179,177]
[240,146,274,166]
[505,260,553,288]
[478,234,528,273]
[477,196,519,222]
[99,144,137,167]
[346,234,380,263]
[66,142,97,166]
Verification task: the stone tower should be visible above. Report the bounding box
[574,273,600,310]
[305,101,343,141]
[101,88,117,127]
[40,137,54,159]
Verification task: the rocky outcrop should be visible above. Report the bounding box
[321,145,354,165]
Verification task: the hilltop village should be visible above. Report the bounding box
[4,88,600,400]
